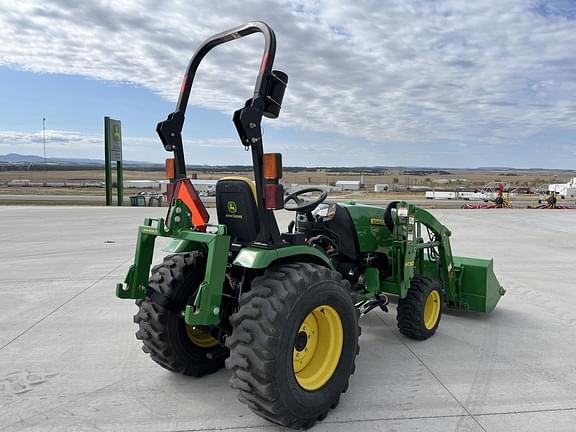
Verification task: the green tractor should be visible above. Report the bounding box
[116,21,505,429]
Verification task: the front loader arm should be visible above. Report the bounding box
[411,207,459,305]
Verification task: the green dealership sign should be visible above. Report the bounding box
[108,119,123,162]
[104,116,124,206]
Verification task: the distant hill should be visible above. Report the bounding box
[0,153,46,163]
[0,153,573,172]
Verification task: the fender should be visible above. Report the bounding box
[162,238,202,253]
[233,245,335,270]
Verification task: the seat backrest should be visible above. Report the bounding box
[323,204,362,261]
[216,177,259,243]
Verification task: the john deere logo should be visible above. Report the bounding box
[227,201,237,214]
[112,124,121,141]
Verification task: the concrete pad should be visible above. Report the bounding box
[477,409,576,432]
[0,206,575,431]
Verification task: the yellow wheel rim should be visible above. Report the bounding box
[424,290,441,330]
[293,305,343,391]
[186,325,220,348]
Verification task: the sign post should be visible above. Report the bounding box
[104,117,124,206]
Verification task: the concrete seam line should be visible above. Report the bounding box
[2,277,119,282]
[473,406,576,417]
[374,312,488,432]
[0,256,133,353]
[171,411,539,432]
[1,378,124,430]
[169,415,474,432]
[310,407,576,426]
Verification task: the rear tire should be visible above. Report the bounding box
[133,252,228,377]
[226,263,360,429]
[397,276,443,340]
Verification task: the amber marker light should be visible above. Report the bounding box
[263,153,283,180]
[165,158,176,180]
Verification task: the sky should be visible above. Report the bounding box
[0,0,575,168]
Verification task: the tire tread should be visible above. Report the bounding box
[134,252,227,377]
[226,263,359,429]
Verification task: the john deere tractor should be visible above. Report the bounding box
[116,21,505,429]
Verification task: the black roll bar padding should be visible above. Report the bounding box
[263,70,288,119]
[156,111,186,177]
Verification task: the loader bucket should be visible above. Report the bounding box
[453,256,505,313]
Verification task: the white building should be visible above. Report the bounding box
[374,184,389,193]
[549,177,576,199]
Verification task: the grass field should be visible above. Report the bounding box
[1,168,574,208]
[2,167,574,188]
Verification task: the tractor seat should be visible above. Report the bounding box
[216,177,259,243]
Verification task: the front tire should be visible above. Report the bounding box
[226,263,360,429]
[133,252,228,377]
[397,276,443,340]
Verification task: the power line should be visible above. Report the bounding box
[43,117,47,183]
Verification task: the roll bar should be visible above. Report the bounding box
[157,21,288,245]
[156,21,279,180]
[177,21,276,112]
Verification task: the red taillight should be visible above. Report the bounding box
[263,153,284,209]
[264,183,284,210]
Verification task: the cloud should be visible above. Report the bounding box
[0,129,101,151]
[0,129,160,160]
[195,138,242,149]
[0,0,575,165]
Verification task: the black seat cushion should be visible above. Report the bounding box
[216,178,259,243]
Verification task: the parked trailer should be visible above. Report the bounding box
[426,191,457,200]
[335,180,361,191]
[458,191,491,201]
[125,180,160,189]
[426,191,492,201]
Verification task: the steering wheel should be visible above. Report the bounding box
[284,188,328,213]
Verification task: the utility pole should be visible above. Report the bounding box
[42,117,47,183]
